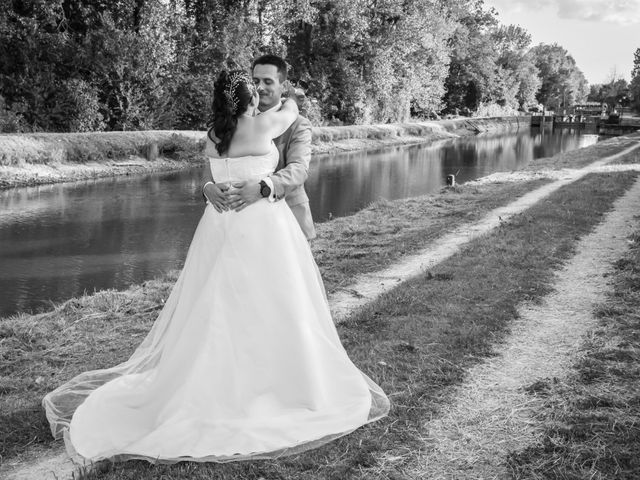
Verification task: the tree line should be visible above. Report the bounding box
[587,49,640,115]
[0,0,633,133]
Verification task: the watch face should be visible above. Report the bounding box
[261,183,271,197]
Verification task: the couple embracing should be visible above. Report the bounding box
[43,54,389,464]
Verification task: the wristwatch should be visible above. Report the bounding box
[259,180,271,198]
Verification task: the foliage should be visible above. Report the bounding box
[587,67,633,113]
[473,101,519,118]
[441,0,499,114]
[491,26,541,110]
[0,95,28,133]
[630,48,640,113]
[530,43,588,112]
[0,0,596,130]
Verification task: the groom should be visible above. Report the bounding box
[204,54,316,240]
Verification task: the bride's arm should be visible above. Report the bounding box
[202,133,229,212]
[259,98,299,139]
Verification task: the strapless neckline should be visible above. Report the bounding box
[207,142,279,184]
[209,141,278,161]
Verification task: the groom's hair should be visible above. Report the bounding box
[252,54,288,83]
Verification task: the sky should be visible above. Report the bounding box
[484,0,640,85]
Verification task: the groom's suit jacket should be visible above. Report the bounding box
[272,115,316,240]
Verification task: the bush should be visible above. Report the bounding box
[0,96,28,133]
[62,79,106,132]
[473,102,520,118]
[166,74,212,130]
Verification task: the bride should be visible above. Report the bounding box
[42,69,389,464]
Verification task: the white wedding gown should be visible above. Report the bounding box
[43,143,389,463]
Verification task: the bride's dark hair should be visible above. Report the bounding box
[209,70,255,155]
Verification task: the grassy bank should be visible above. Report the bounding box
[0,117,524,189]
[22,171,637,480]
[0,131,205,189]
[1,134,639,478]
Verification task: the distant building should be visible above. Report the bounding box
[572,102,606,117]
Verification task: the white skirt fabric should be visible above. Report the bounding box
[43,199,389,463]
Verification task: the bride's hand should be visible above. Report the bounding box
[204,182,230,213]
[282,81,297,100]
[282,82,306,108]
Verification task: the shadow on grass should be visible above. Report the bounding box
[0,404,53,458]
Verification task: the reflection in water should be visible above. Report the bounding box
[0,129,598,317]
[307,129,598,220]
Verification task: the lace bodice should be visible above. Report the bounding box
[206,142,279,184]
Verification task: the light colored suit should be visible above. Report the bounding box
[272,115,316,240]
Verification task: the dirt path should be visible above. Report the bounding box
[405,169,640,479]
[3,140,640,480]
[329,140,640,321]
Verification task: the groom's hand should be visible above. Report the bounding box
[228,181,261,212]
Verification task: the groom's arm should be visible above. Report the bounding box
[269,117,312,201]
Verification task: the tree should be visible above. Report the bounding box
[442,0,499,113]
[0,0,596,130]
[530,43,588,112]
[630,48,640,113]
[491,25,540,110]
[285,0,452,124]
[0,0,185,131]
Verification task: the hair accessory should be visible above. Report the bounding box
[224,71,255,115]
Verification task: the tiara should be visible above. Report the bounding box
[224,71,254,114]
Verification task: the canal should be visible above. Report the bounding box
[0,128,598,317]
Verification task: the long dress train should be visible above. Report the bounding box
[42,143,389,463]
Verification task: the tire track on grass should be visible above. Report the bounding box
[406,171,640,480]
[329,140,640,322]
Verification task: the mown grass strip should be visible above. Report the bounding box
[507,224,640,479]
[46,172,635,479]
[314,179,549,294]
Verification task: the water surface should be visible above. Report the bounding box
[0,128,598,316]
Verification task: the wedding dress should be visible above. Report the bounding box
[42,142,389,463]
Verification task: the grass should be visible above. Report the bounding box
[1,170,636,479]
[0,131,205,167]
[310,116,523,143]
[525,132,640,171]
[506,226,640,479]
[309,117,527,155]
[0,131,208,189]
[313,178,550,294]
[618,143,640,165]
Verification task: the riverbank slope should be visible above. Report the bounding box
[0,116,525,189]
